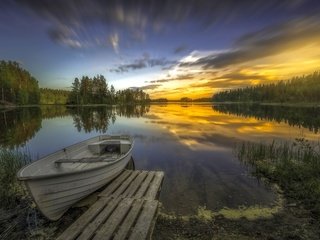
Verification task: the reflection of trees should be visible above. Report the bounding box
[69,105,150,133]
[69,107,113,133]
[213,104,320,133]
[0,108,42,148]
[115,105,150,118]
[40,105,70,119]
[0,105,151,147]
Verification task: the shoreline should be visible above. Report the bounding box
[2,187,319,239]
[1,174,319,239]
[2,101,320,110]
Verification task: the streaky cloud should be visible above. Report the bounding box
[180,16,320,69]
[110,54,177,73]
[11,0,316,49]
[134,84,162,90]
[174,45,188,54]
[149,74,194,83]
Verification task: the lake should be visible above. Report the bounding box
[1,103,320,216]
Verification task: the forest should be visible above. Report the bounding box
[212,71,320,103]
[68,75,150,105]
[40,88,70,105]
[0,61,40,105]
[0,60,150,106]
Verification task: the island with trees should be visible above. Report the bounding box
[68,75,150,105]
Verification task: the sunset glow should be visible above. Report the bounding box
[1,1,320,99]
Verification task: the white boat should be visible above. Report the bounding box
[17,135,134,221]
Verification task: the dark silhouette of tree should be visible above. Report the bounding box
[180,97,192,102]
[212,71,320,103]
[110,85,116,104]
[0,60,40,105]
[68,75,150,105]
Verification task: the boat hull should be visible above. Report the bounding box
[25,153,131,220]
[17,135,134,221]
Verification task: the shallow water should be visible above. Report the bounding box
[1,104,319,215]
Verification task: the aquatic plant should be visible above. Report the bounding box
[237,138,320,220]
[0,149,31,208]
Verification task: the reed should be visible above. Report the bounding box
[237,138,320,219]
[0,149,31,208]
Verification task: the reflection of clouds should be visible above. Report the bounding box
[179,138,231,152]
[130,104,318,214]
[146,104,319,151]
[143,113,162,120]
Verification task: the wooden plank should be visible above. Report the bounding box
[93,198,134,240]
[111,171,140,197]
[134,172,155,199]
[56,197,111,240]
[99,170,131,197]
[128,200,159,240]
[77,198,120,240]
[57,170,164,240]
[144,172,164,200]
[113,199,144,240]
[123,171,148,198]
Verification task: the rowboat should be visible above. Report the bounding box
[17,135,134,221]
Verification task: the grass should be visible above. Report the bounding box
[237,138,320,220]
[0,149,31,208]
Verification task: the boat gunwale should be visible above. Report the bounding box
[17,135,134,181]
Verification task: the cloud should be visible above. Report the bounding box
[110,54,177,73]
[220,72,269,81]
[187,70,273,90]
[149,74,194,83]
[174,45,188,54]
[139,84,162,90]
[180,16,320,69]
[48,25,82,48]
[108,33,119,53]
[12,0,314,49]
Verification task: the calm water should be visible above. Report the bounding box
[1,104,320,215]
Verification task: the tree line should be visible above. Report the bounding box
[68,75,150,105]
[0,60,151,105]
[40,88,70,104]
[212,71,320,103]
[0,61,40,105]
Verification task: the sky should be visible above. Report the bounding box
[1,0,320,99]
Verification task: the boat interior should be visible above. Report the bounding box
[18,136,133,178]
[88,139,132,156]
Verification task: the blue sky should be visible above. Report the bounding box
[1,0,320,99]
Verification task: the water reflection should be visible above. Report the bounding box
[213,104,320,134]
[0,108,42,148]
[69,107,115,133]
[0,105,150,148]
[69,105,150,133]
[2,104,318,216]
[41,105,70,119]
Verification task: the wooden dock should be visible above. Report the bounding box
[57,170,164,240]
